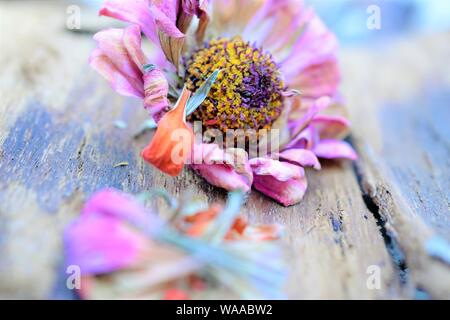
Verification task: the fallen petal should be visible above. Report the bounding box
[274,148,321,170]
[313,139,358,160]
[250,158,308,206]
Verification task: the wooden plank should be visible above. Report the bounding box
[341,34,450,298]
[2,1,448,299]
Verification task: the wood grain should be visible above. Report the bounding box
[0,1,448,299]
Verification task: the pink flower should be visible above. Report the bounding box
[89,0,357,206]
[64,188,286,299]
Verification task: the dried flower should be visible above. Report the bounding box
[89,0,357,206]
[65,188,287,299]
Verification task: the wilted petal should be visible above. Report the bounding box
[313,139,358,160]
[311,114,350,140]
[180,0,210,43]
[250,158,307,206]
[194,0,210,43]
[284,125,318,151]
[191,144,253,192]
[243,0,307,53]
[286,60,340,99]
[99,0,159,44]
[142,88,193,176]
[274,149,321,170]
[244,0,340,100]
[286,96,331,145]
[89,26,147,98]
[143,65,170,118]
[151,3,185,68]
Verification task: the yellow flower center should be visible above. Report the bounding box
[185,37,285,134]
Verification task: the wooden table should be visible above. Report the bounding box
[1,1,449,299]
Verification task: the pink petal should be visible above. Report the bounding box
[190,144,253,192]
[149,3,185,39]
[143,66,170,118]
[99,0,160,44]
[286,60,340,99]
[89,26,146,98]
[81,189,156,227]
[123,24,148,68]
[285,125,318,150]
[247,1,340,100]
[65,214,148,274]
[274,149,321,170]
[249,158,307,206]
[311,114,350,140]
[313,140,358,160]
[287,96,331,143]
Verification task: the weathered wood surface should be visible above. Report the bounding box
[0,1,449,299]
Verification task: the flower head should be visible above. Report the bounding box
[90,0,357,206]
[65,188,286,299]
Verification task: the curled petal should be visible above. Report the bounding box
[311,114,350,140]
[245,0,340,100]
[274,149,321,170]
[194,0,210,43]
[284,125,318,151]
[243,0,307,52]
[151,4,185,69]
[89,26,147,98]
[286,96,331,145]
[143,65,170,118]
[99,0,187,68]
[142,88,193,176]
[313,140,358,160]
[250,158,307,206]
[191,144,253,192]
[99,0,159,45]
[180,0,210,43]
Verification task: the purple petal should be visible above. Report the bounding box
[313,140,358,160]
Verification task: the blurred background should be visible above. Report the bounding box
[309,0,450,45]
[75,0,450,45]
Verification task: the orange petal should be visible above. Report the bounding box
[184,204,221,223]
[141,88,193,176]
[184,205,222,237]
